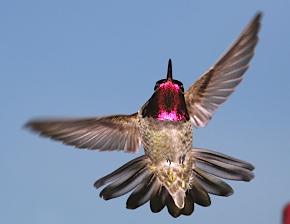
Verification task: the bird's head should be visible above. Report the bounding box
[153,59,184,94]
[142,59,189,121]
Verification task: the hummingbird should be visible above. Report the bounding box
[26,13,261,217]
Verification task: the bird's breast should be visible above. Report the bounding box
[138,116,193,164]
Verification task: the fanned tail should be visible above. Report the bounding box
[94,155,196,217]
[94,149,254,218]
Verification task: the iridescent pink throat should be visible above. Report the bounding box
[157,111,185,121]
[156,82,187,121]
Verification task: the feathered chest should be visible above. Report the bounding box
[138,116,193,162]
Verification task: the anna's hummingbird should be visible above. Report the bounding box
[26,13,261,217]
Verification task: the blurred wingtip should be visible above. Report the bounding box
[23,120,34,131]
[255,11,263,20]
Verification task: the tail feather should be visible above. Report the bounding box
[150,186,195,217]
[99,166,150,200]
[189,182,211,207]
[166,194,182,218]
[180,193,195,216]
[191,148,254,170]
[94,155,147,189]
[193,168,233,196]
[194,157,254,181]
[150,186,167,213]
[165,191,195,217]
[126,174,158,209]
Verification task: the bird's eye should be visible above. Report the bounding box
[154,84,159,90]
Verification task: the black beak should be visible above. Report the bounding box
[166,59,173,81]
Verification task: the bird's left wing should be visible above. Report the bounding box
[25,113,141,152]
[184,13,262,127]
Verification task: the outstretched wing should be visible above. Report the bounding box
[25,113,141,152]
[185,13,262,127]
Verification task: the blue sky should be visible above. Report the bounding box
[1,0,290,223]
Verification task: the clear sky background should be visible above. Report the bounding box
[1,1,290,223]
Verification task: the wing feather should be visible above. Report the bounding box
[185,13,262,127]
[25,113,141,152]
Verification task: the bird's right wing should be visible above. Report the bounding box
[25,113,141,153]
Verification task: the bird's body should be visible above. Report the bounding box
[26,13,262,217]
[139,115,193,208]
